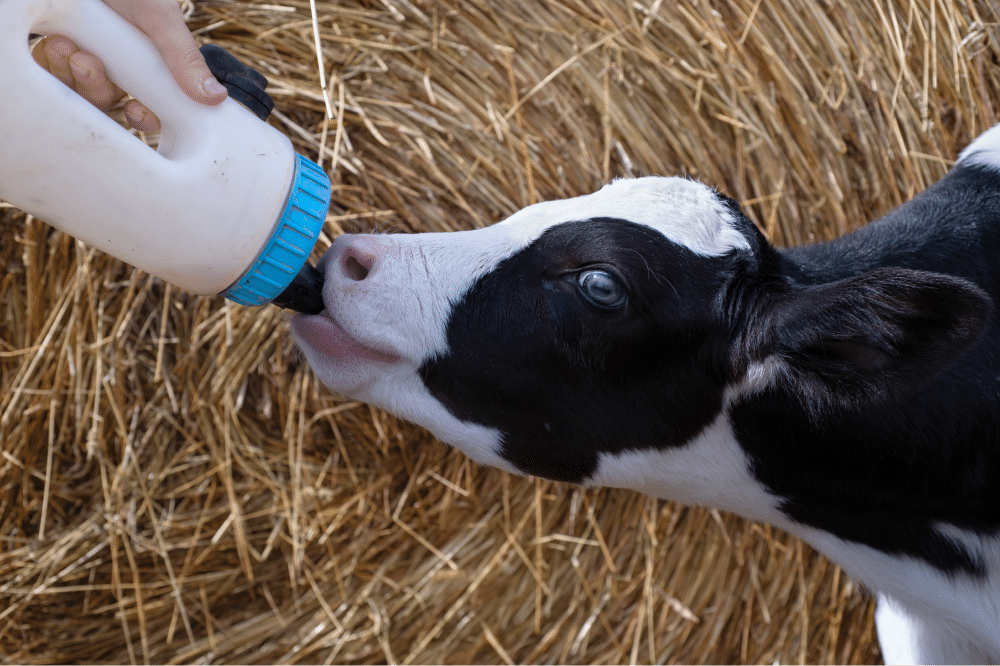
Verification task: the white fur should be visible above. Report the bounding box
[294,328,515,472]
[584,391,784,524]
[875,594,998,664]
[957,123,1000,171]
[364,370,516,473]
[585,417,778,521]
[497,176,750,257]
[293,229,516,472]
[799,530,1000,663]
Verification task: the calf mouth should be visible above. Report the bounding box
[292,312,401,366]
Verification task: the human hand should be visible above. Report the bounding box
[31,0,227,132]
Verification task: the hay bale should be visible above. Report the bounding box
[2,0,997,662]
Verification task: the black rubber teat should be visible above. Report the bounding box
[271,262,326,315]
[200,44,274,121]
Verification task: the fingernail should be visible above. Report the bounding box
[126,104,145,125]
[202,76,227,97]
[69,56,92,80]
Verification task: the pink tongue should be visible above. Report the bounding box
[294,316,400,364]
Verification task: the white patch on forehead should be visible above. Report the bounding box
[496,176,751,257]
[957,122,1000,171]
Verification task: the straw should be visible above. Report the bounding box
[2,0,997,662]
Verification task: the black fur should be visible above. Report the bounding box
[420,166,1000,574]
[734,165,1000,574]
[419,218,749,482]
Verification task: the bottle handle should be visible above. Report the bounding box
[29,0,212,159]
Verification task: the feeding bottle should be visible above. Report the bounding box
[0,0,331,314]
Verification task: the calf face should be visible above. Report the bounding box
[293,177,759,481]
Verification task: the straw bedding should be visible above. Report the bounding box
[2,0,998,662]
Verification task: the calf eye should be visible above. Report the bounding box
[577,269,627,308]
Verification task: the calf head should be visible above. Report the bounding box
[292,176,990,491]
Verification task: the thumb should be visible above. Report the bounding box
[164,40,228,104]
[102,0,227,105]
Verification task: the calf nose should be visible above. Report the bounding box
[336,236,381,282]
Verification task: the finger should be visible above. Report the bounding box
[68,50,127,112]
[30,36,50,69]
[33,36,79,89]
[141,11,228,104]
[102,0,227,105]
[124,99,162,133]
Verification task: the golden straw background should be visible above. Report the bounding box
[2,0,999,663]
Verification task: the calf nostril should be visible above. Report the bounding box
[342,246,376,282]
[344,255,370,281]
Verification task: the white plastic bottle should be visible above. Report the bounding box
[0,0,331,313]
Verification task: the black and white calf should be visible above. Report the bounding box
[293,125,1000,664]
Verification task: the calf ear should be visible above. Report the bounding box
[768,267,992,412]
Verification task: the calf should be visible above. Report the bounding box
[292,125,1000,664]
